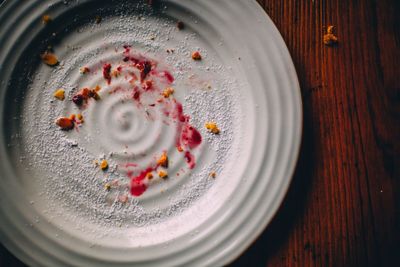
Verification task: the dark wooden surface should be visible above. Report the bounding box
[230,0,400,266]
[1,1,399,266]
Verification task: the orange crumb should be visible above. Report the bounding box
[205,122,220,134]
[162,87,174,98]
[94,85,101,92]
[53,89,65,100]
[42,15,52,24]
[191,51,202,60]
[210,171,216,178]
[158,170,168,179]
[327,25,334,34]
[100,160,108,170]
[177,146,184,152]
[41,52,58,66]
[55,117,74,130]
[157,152,168,167]
[146,172,153,180]
[323,25,338,46]
[80,66,90,74]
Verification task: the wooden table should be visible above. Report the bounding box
[1,1,399,266]
[230,0,400,266]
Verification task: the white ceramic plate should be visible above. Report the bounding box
[0,0,302,266]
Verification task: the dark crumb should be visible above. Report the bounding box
[95,15,102,24]
[72,94,84,105]
[177,21,184,30]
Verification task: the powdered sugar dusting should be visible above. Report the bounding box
[7,1,243,244]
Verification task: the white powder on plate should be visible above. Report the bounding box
[9,2,242,237]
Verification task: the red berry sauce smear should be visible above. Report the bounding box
[100,45,203,197]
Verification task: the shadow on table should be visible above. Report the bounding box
[0,244,26,267]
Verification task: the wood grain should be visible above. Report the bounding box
[1,1,399,267]
[230,0,400,266]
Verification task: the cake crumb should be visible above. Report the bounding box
[100,160,108,170]
[323,25,338,46]
[205,122,220,134]
[72,87,100,105]
[41,52,58,66]
[95,15,102,24]
[177,21,184,30]
[104,183,111,191]
[55,117,74,130]
[162,87,174,98]
[42,15,52,24]
[191,51,202,60]
[157,152,168,167]
[53,89,65,100]
[158,170,168,179]
[80,66,90,74]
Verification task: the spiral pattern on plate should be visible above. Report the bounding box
[63,49,171,160]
